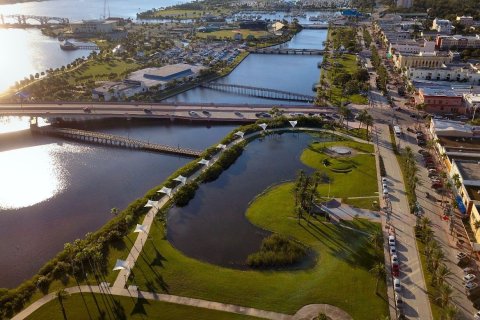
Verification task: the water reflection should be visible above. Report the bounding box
[0,143,73,209]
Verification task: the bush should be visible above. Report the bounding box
[198,163,223,182]
[247,234,307,268]
[173,182,199,207]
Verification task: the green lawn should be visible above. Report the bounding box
[67,59,140,83]
[26,293,261,320]
[300,140,378,205]
[322,54,369,106]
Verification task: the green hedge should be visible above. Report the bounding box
[247,234,307,268]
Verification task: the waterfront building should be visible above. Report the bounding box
[436,34,480,50]
[128,64,206,89]
[92,80,146,101]
[432,18,453,34]
[70,19,117,34]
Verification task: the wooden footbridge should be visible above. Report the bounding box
[33,126,202,158]
[200,83,315,103]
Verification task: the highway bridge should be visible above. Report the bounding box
[0,102,327,122]
[1,14,69,25]
[200,83,315,103]
[249,48,325,55]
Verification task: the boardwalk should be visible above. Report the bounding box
[33,126,202,158]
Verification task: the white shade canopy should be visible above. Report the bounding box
[144,200,158,208]
[259,123,267,131]
[234,131,244,138]
[173,175,187,184]
[157,186,172,196]
[134,224,148,234]
[198,159,210,166]
[289,120,298,128]
[216,144,227,149]
[113,259,130,271]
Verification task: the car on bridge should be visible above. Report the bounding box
[234,111,243,117]
[83,107,91,113]
[255,112,271,118]
[202,110,211,116]
[189,111,198,117]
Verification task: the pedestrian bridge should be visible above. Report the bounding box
[33,126,202,158]
[200,83,315,103]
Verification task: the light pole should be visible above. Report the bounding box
[472,104,479,122]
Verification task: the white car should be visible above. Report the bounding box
[474,311,480,320]
[390,246,397,256]
[466,282,478,290]
[383,188,389,195]
[388,235,395,246]
[464,274,477,283]
[382,183,388,190]
[391,254,399,264]
[188,111,198,116]
[394,278,401,292]
[382,177,388,183]
[457,252,468,260]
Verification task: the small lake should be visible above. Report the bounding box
[167,132,336,268]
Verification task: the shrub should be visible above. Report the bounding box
[247,234,307,268]
[173,182,199,207]
[198,163,223,182]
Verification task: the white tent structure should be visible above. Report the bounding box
[259,123,268,131]
[173,175,187,184]
[157,186,172,197]
[198,159,210,166]
[134,224,148,234]
[234,131,244,138]
[144,200,158,208]
[216,144,227,149]
[289,120,298,128]
[113,259,130,272]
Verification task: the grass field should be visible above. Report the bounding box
[196,29,271,40]
[26,293,261,320]
[300,140,378,207]
[66,59,140,83]
[323,54,368,105]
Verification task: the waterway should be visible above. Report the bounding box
[167,132,335,268]
[0,118,235,288]
[166,29,327,105]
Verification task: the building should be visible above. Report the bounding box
[406,62,480,85]
[389,39,435,55]
[393,51,453,69]
[70,19,117,34]
[92,80,146,101]
[456,16,475,27]
[128,64,206,89]
[436,34,480,50]
[432,18,453,34]
[396,0,412,8]
[451,159,480,216]
[464,93,480,114]
[418,87,464,114]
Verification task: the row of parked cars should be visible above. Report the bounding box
[419,149,443,190]
[388,224,404,315]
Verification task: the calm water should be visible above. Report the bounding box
[168,132,336,268]
[166,29,327,104]
[0,118,235,288]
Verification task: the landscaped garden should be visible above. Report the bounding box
[15,124,387,320]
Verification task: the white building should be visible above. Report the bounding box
[464,93,480,114]
[406,63,480,84]
[432,18,453,34]
[92,80,147,101]
[388,39,436,55]
[70,19,117,34]
[128,64,206,90]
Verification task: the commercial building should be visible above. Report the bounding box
[432,18,453,34]
[70,19,117,34]
[128,63,206,89]
[406,62,480,85]
[436,34,480,50]
[456,16,475,27]
[92,80,146,101]
[393,51,453,69]
[451,159,480,216]
[418,87,464,114]
[388,39,435,55]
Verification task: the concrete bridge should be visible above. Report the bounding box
[249,48,325,55]
[33,126,202,158]
[200,83,315,103]
[1,14,69,25]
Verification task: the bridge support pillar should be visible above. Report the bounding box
[29,117,38,129]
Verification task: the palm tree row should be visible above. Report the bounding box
[293,170,323,223]
[401,146,418,212]
[356,109,374,139]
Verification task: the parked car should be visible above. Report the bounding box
[464,267,475,275]
[391,254,399,264]
[390,246,397,255]
[457,252,468,260]
[395,293,404,310]
[388,235,395,246]
[466,282,478,290]
[383,188,389,195]
[464,274,477,283]
[382,177,388,183]
[431,182,443,189]
[392,264,400,277]
[394,278,402,292]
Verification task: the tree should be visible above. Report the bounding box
[56,289,69,319]
[370,262,386,294]
[444,303,458,320]
[452,173,461,189]
[111,207,119,216]
[368,229,383,250]
[436,283,453,307]
[435,264,452,288]
[364,114,374,140]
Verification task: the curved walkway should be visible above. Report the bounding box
[13,285,352,320]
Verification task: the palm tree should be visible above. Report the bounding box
[364,114,374,140]
[452,173,461,189]
[419,216,432,230]
[368,230,384,251]
[444,303,458,320]
[430,248,445,272]
[435,264,452,287]
[370,262,386,294]
[436,283,454,307]
[56,289,69,319]
[110,207,119,216]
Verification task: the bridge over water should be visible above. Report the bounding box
[200,83,315,103]
[33,126,202,158]
[1,14,69,25]
[249,48,325,55]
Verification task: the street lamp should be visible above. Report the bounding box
[472,104,479,122]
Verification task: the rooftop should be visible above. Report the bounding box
[420,87,463,97]
[433,119,480,137]
[466,186,480,201]
[455,159,480,181]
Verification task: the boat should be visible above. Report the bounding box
[60,40,77,50]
